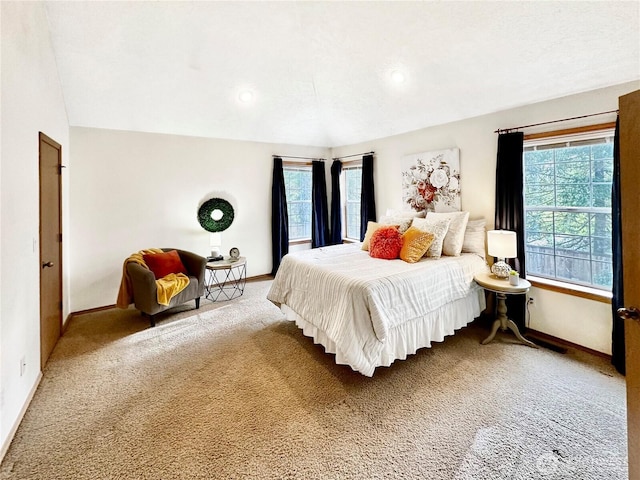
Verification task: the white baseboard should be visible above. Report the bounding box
[0,372,42,462]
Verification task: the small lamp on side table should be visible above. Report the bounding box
[487,230,517,278]
[209,232,222,258]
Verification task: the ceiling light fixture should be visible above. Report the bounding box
[238,90,254,103]
[390,70,405,83]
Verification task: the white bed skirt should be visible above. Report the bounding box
[281,285,486,376]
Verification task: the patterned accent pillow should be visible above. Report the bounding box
[369,226,403,260]
[426,211,470,256]
[378,215,413,233]
[400,226,435,263]
[462,218,486,258]
[411,217,452,259]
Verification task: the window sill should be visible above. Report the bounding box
[289,239,311,246]
[527,276,612,304]
[342,238,360,244]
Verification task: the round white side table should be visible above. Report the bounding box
[473,271,538,348]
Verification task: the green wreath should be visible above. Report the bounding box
[197,198,235,232]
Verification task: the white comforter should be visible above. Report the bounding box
[267,243,488,376]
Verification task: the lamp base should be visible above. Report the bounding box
[491,260,511,278]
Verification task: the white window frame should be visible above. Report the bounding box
[523,127,615,295]
[341,160,362,242]
[283,162,313,244]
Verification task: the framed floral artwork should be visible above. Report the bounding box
[401,148,460,212]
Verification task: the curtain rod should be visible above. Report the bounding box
[333,151,374,161]
[495,109,618,134]
[272,155,325,161]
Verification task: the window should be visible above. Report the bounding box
[343,164,362,240]
[283,165,312,242]
[523,129,614,290]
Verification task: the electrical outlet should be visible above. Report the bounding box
[528,297,535,306]
[20,356,26,377]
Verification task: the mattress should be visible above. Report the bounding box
[267,243,488,376]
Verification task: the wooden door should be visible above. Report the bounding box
[39,132,63,370]
[619,90,640,480]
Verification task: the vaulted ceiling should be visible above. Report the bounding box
[44,1,639,147]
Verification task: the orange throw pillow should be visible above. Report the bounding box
[143,250,188,279]
[369,226,403,259]
[400,226,435,263]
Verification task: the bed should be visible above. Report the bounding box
[267,243,489,376]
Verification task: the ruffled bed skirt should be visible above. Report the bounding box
[281,285,486,377]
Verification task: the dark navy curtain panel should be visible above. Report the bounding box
[495,132,527,331]
[330,160,343,245]
[271,157,289,275]
[359,154,377,241]
[311,160,330,248]
[611,117,625,375]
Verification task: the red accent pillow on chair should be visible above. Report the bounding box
[143,250,188,279]
[369,226,403,259]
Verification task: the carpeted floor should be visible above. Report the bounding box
[0,280,628,479]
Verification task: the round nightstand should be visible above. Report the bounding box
[473,271,537,348]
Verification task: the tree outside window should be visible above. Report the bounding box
[523,132,614,290]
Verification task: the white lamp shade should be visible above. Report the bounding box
[487,230,517,259]
[209,232,222,247]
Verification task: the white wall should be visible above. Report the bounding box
[527,288,612,354]
[69,127,329,311]
[1,1,70,455]
[331,81,639,354]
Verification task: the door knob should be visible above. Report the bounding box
[42,261,54,269]
[617,306,640,321]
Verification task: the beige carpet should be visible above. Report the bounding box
[1,280,628,479]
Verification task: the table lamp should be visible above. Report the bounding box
[487,230,517,278]
[209,232,222,258]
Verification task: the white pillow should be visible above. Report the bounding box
[379,215,413,233]
[385,208,427,219]
[426,211,470,256]
[411,217,452,259]
[462,218,486,259]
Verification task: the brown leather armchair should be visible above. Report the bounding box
[127,248,207,327]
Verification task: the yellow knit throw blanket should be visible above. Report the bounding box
[116,249,190,308]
